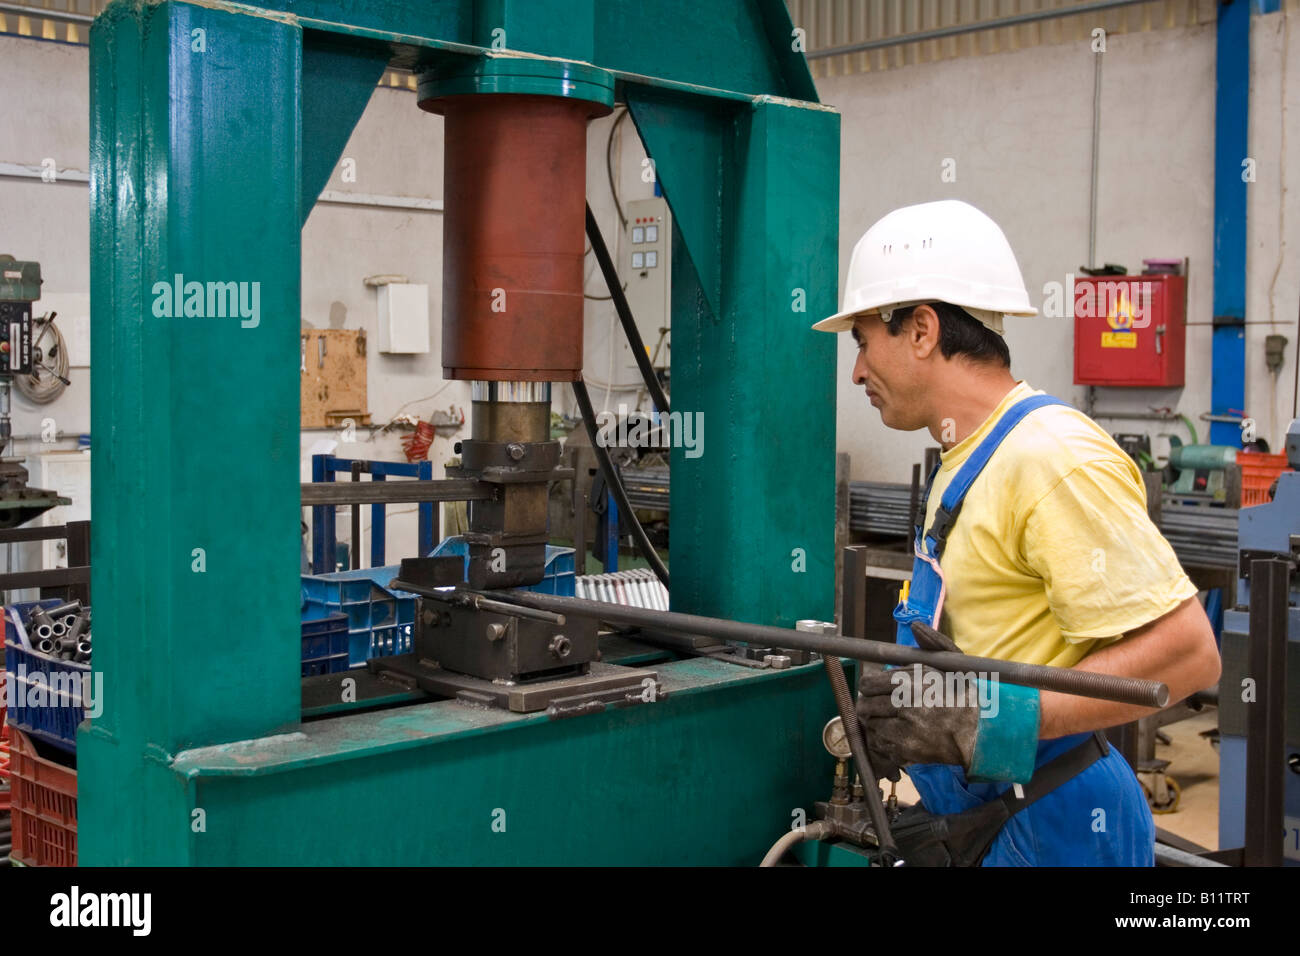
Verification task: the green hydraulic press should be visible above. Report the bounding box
[83,0,840,865]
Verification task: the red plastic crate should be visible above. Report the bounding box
[7,727,77,866]
[1238,451,1291,507]
[0,707,10,814]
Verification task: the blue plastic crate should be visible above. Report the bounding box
[301,572,380,607]
[4,600,92,754]
[430,537,576,597]
[301,612,349,677]
[299,566,416,667]
[370,598,397,628]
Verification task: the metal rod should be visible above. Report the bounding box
[824,655,900,864]
[350,461,362,571]
[1244,558,1287,866]
[1154,842,1228,868]
[807,0,1150,59]
[480,589,1169,708]
[1089,43,1102,269]
[301,478,494,506]
[389,579,566,626]
[840,545,868,641]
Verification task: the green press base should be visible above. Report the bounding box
[78,655,836,866]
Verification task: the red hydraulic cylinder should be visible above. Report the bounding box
[425,93,596,382]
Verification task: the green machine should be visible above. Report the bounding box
[82,0,841,864]
[1166,436,1240,501]
[0,256,71,528]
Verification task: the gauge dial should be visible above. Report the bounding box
[822,716,852,759]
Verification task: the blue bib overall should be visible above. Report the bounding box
[893,394,1155,866]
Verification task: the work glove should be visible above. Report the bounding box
[855,623,1041,784]
[856,624,977,782]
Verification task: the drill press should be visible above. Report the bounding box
[0,256,70,529]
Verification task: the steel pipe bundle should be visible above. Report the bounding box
[1159,502,1240,570]
[27,602,91,662]
[848,481,914,537]
[620,468,670,512]
[575,568,669,610]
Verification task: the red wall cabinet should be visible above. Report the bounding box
[1073,274,1186,387]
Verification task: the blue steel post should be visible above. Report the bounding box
[311,453,331,573]
[603,488,620,573]
[418,460,434,556]
[371,472,386,567]
[1211,0,1250,447]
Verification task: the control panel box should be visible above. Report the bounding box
[1073,274,1185,387]
[621,197,671,375]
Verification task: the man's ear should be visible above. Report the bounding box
[909,304,941,359]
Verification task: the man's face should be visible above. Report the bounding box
[850,312,930,431]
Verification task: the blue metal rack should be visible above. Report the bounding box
[309,455,436,573]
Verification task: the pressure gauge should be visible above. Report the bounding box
[822,717,852,759]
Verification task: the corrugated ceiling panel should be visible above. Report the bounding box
[789,0,1226,78]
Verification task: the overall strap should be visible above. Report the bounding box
[923,394,1069,559]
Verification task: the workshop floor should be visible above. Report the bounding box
[1147,710,1221,850]
[894,709,1222,851]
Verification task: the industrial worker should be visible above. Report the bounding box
[813,200,1220,866]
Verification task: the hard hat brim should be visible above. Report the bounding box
[810,312,858,333]
[812,303,1036,333]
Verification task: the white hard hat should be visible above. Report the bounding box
[812,199,1037,335]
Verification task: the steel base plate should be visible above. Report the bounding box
[368,653,662,715]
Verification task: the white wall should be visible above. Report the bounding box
[818,11,1298,481]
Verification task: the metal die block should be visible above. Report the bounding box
[416,598,598,682]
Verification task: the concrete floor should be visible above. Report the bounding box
[1146,709,1221,850]
[892,708,1223,851]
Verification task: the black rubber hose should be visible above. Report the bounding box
[584,203,671,415]
[572,378,670,588]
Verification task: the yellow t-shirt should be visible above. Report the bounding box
[921,381,1197,668]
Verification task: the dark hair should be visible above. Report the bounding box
[885,301,1011,368]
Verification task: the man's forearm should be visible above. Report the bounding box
[1037,597,1221,739]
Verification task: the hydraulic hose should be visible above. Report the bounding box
[584,203,671,415]
[571,377,670,588]
[760,820,831,867]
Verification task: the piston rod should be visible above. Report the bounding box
[478,590,1169,708]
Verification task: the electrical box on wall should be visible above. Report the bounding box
[1073,274,1186,387]
[377,283,430,354]
[621,197,671,373]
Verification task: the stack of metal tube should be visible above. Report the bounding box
[1159,501,1240,570]
[621,467,670,512]
[574,568,669,610]
[848,481,914,537]
[28,601,92,663]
